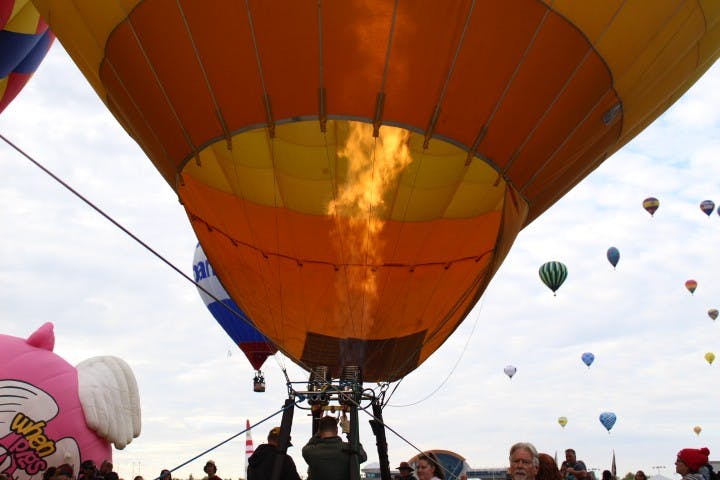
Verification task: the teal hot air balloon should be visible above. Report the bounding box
[539,261,568,296]
[606,247,620,269]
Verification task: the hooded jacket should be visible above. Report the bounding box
[247,443,301,480]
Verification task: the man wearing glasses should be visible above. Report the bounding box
[508,443,539,480]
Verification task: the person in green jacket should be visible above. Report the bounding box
[302,415,367,480]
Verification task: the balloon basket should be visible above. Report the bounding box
[253,371,266,392]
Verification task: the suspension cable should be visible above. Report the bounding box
[156,399,299,480]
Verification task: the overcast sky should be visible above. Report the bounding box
[1,44,718,480]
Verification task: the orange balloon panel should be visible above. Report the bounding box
[33,0,720,381]
[179,121,524,380]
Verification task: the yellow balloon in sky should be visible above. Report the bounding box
[705,352,715,365]
[558,416,568,428]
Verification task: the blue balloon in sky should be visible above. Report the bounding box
[599,411,617,432]
[581,352,595,368]
[606,247,620,269]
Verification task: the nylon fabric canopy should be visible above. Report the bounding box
[32,0,720,381]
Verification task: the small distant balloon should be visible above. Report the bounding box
[599,411,617,432]
[693,425,702,436]
[606,247,620,269]
[643,197,659,216]
[558,416,568,429]
[685,280,698,295]
[539,261,568,296]
[709,309,718,321]
[705,352,715,365]
[700,200,715,216]
[581,352,595,368]
[504,365,517,379]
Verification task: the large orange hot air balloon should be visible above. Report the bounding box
[33,1,720,382]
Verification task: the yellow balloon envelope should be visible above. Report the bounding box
[558,416,568,428]
[32,1,720,381]
[705,352,715,365]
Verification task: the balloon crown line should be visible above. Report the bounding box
[189,213,494,271]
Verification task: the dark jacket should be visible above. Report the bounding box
[302,436,367,480]
[247,443,301,480]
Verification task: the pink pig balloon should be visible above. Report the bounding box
[0,323,141,480]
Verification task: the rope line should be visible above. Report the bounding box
[3,129,489,392]
[386,297,483,408]
[156,400,298,480]
[0,133,264,346]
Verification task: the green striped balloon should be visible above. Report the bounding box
[539,261,568,295]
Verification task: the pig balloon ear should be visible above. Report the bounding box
[27,322,55,351]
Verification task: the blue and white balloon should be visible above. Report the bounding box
[581,352,595,368]
[599,411,617,432]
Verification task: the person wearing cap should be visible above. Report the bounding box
[302,415,367,480]
[202,460,222,480]
[247,426,301,480]
[396,461,417,480]
[675,447,711,480]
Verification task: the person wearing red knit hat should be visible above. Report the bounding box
[675,447,710,480]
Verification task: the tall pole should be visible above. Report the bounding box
[349,400,360,480]
[270,399,295,480]
[369,400,391,480]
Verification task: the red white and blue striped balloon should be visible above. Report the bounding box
[193,243,277,371]
[0,0,55,114]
